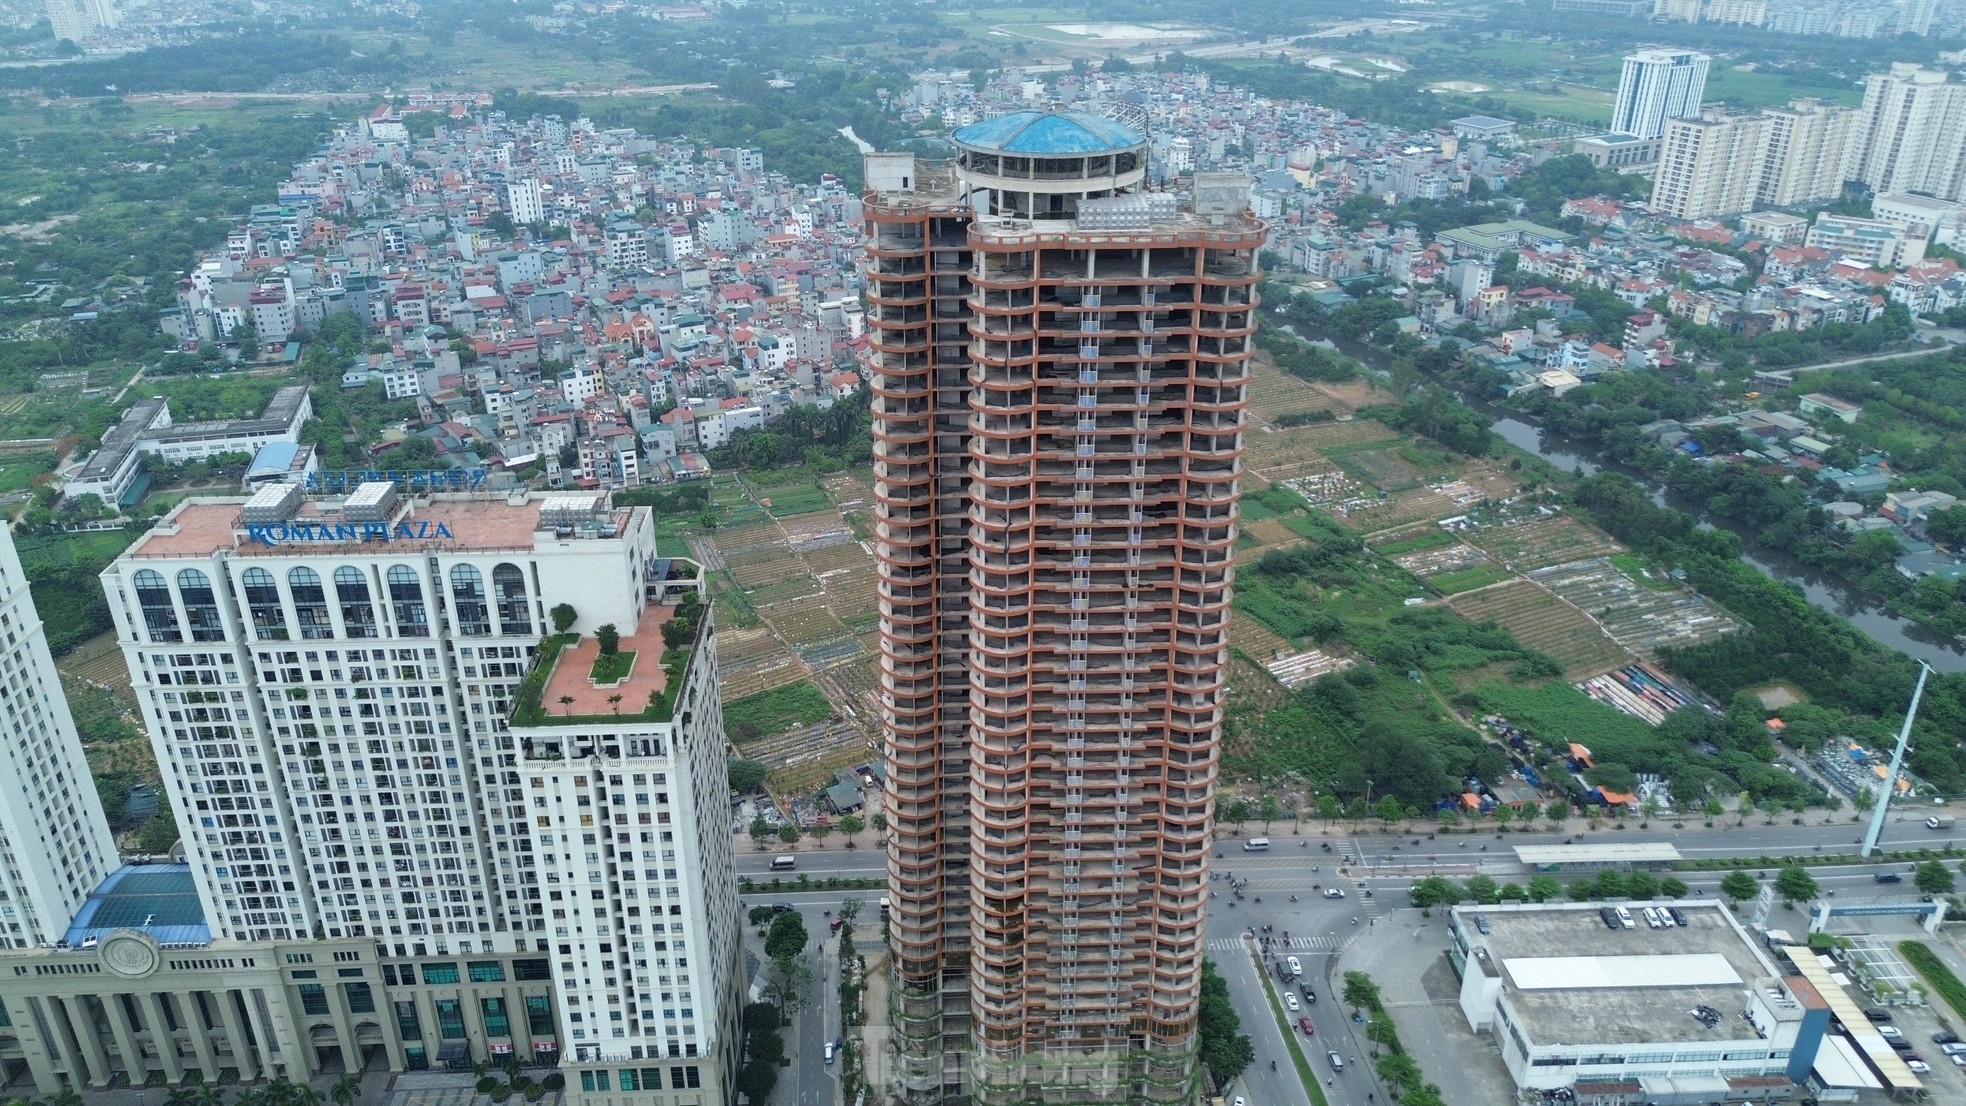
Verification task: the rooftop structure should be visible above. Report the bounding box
[950,110,1148,155]
[61,865,211,949]
[66,385,313,509]
[1514,842,1682,869]
[1452,903,1827,1095]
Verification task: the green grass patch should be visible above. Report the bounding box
[1471,680,1661,758]
[709,572,760,628]
[1609,552,1678,591]
[0,451,55,496]
[725,680,835,741]
[590,650,637,685]
[754,481,833,517]
[1429,564,1514,594]
[1373,530,1457,556]
[1900,941,1966,1021]
[1240,496,1279,522]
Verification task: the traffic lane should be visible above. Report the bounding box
[1212,937,1314,1106]
[735,853,887,878]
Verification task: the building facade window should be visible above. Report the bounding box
[298,983,330,1016]
[451,565,490,636]
[336,567,377,638]
[395,1001,422,1041]
[177,568,226,642]
[289,567,333,639]
[435,999,466,1039]
[482,997,509,1037]
[525,995,554,1035]
[242,567,288,640]
[133,569,182,642]
[344,982,376,1014]
[467,961,505,983]
[493,563,532,635]
[421,963,459,984]
[389,565,429,637]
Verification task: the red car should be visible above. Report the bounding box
[1298,1016,1315,1036]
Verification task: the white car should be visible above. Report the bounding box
[1284,992,1300,1012]
[1286,956,1303,976]
[824,1042,834,1064]
[1614,906,1635,929]
[1642,907,1663,929]
[1324,888,1345,899]
[1907,1060,1931,1074]
[1233,1098,1246,1106]
[1879,1025,1906,1040]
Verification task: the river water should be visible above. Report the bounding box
[1298,328,1966,671]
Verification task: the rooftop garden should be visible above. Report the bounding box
[510,592,705,728]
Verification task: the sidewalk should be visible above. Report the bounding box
[1331,908,1514,1106]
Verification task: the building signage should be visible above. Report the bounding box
[247,519,458,548]
[304,468,489,494]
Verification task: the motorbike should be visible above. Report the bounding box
[1290,894,1298,902]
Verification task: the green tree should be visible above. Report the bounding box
[870,812,887,832]
[808,821,833,845]
[1625,871,1660,899]
[550,603,577,634]
[1197,960,1255,1089]
[1497,882,1527,902]
[1409,876,1462,908]
[1660,876,1689,898]
[838,813,866,846]
[596,623,620,656]
[765,911,808,959]
[1220,798,1252,827]
[749,815,773,850]
[748,905,777,927]
[1465,874,1500,904]
[1545,799,1570,826]
[1317,794,1341,823]
[777,822,802,845]
[1774,866,1820,905]
[1720,870,1760,904]
[1915,859,1956,896]
[1493,803,1514,829]
[1257,793,1283,831]
[230,317,259,357]
[1375,795,1404,825]
[728,758,769,794]
[1853,787,1877,814]
[1527,875,1561,903]
[330,1076,361,1106]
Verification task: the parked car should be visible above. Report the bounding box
[1667,906,1689,927]
[1865,1010,1893,1023]
[1933,1031,1960,1045]
[1286,956,1303,976]
[1879,1025,1905,1039]
[1614,906,1636,929]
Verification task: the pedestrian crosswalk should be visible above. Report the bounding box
[1205,934,1346,952]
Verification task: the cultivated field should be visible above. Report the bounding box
[1463,512,1623,572]
[1447,579,1633,679]
[1528,558,1742,657]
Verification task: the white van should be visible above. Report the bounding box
[1614,906,1635,930]
[1242,838,1271,852]
[770,855,797,871]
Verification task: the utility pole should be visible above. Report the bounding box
[1862,664,1931,859]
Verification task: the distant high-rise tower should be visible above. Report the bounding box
[44,0,95,43]
[0,524,118,948]
[507,177,544,227]
[1611,49,1711,139]
[1852,64,1966,203]
[862,111,1261,1106]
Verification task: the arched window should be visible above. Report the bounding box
[451,565,490,636]
[176,568,225,642]
[388,565,428,637]
[290,567,332,639]
[132,569,181,643]
[335,566,377,639]
[493,563,532,636]
[241,567,288,641]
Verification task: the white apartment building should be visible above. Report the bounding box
[1807,213,1925,268]
[97,486,742,1105]
[0,524,118,948]
[1650,99,1862,219]
[508,179,545,227]
[1650,110,1770,220]
[1612,49,1712,140]
[1872,192,1966,248]
[1853,64,1966,202]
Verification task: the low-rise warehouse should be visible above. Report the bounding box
[1450,903,1828,1103]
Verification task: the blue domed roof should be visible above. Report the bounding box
[952,110,1146,156]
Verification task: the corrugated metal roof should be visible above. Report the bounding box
[951,110,1145,155]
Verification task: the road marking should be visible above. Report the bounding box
[1207,935,1344,951]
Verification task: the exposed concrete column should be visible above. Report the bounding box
[57,996,113,1088]
[143,993,185,1083]
[21,998,66,1094]
[103,993,146,1087]
[182,992,221,1081]
[215,990,259,1081]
